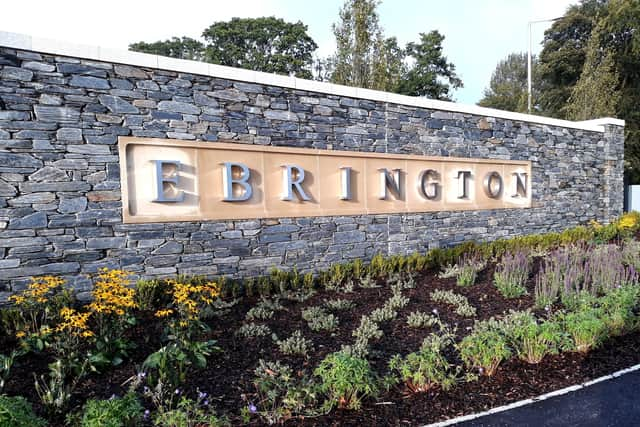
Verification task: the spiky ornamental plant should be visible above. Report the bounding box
[494,251,530,298]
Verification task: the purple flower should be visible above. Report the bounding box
[204,400,209,406]
[249,403,257,413]
[174,388,181,395]
[143,386,150,394]
[432,308,438,315]
[143,409,150,419]
[198,391,208,400]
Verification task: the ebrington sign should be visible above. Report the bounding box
[119,137,532,223]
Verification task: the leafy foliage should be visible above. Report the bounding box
[130,18,317,78]
[458,319,511,376]
[76,393,143,427]
[0,395,47,427]
[314,351,378,410]
[389,331,461,392]
[478,52,539,112]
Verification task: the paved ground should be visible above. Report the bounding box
[456,370,640,427]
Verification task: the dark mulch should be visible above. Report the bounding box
[4,258,640,426]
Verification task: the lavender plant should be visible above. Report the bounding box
[494,251,530,298]
[439,253,486,287]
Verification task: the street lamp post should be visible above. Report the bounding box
[527,17,562,114]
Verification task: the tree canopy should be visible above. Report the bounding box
[129,17,317,79]
[477,52,537,113]
[328,0,462,100]
[202,17,318,79]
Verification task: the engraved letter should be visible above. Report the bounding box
[418,169,440,200]
[512,172,528,198]
[340,167,352,200]
[281,164,311,201]
[378,168,402,200]
[153,160,184,203]
[456,170,472,199]
[222,162,252,202]
[483,171,503,199]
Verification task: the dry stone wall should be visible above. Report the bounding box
[0,45,624,299]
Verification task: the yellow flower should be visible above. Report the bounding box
[15,331,26,339]
[154,309,174,318]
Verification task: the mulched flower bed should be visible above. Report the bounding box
[4,256,640,426]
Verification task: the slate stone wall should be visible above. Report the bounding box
[0,46,624,299]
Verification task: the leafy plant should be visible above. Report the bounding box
[458,318,511,376]
[314,351,378,410]
[301,307,339,332]
[88,269,138,368]
[358,274,380,289]
[389,331,461,392]
[252,360,322,424]
[599,284,640,335]
[245,306,274,321]
[350,315,384,358]
[439,253,485,287]
[430,289,476,317]
[0,395,47,427]
[35,358,90,415]
[154,394,228,427]
[134,279,169,311]
[236,323,271,338]
[76,393,143,427]
[9,275,74,351]
[275,330,315,356]
[558,306,608,353]
[494,251,530,298]
[406,311,440,329]
[0,350,21,393]
[501,310,563,364]
[323,298,355,311]
[145,280,221,390]
[369,306,397,323]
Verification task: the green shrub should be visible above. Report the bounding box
[77,393,142,427]
[406,311,440,329]
[558,307,608,353]
[323,298,355,311]
[275,330,315,356]
[389,332,460,392]
[252,360,321,424]
[154,396,228,427]
[301,307,339,332]
[0,395,47,427]
[134,279,168,311]
[314,351,378,410]
[458,319,511,376]
[430,289,476,317]
[235,323,271,338]
[599,285,640,335]
[501,311,563,364]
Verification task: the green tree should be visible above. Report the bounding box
[396,31,462,100]
[537,0,640,183]
[129,17,317,79]
[565,24,620,120]
[129,37,205,61]
[478,52,538,113]
[329,0,461,99]
[330,0,403,90]
[202,17,317,79]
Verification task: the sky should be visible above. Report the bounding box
[2,0,576,105]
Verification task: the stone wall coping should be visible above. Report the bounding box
[0,30,625,133]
